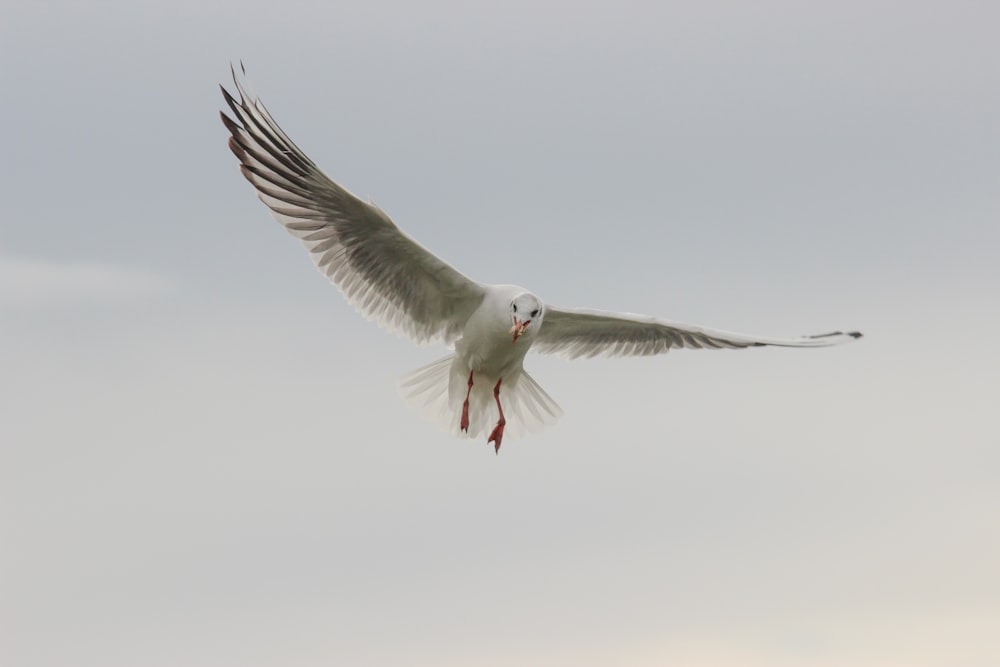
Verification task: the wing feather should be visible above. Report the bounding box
[220,65,485,344]
[535,306,862,359]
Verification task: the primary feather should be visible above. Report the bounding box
[220,65,485,345]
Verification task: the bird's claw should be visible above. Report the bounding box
[488,422,505,453]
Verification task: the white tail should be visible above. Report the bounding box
[398,354,563,441]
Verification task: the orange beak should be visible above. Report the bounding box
[509,318,530,343]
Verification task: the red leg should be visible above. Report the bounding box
[487,378,506,453]
[460,370,474,432]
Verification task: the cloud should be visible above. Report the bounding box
[0,257,175,309]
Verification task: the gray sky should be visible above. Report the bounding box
[2,1,998,666]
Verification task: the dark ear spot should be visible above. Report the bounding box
[512,303,518,313]
[531,309,539,317]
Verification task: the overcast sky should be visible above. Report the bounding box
[2,1,998,666]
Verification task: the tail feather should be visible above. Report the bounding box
[502,370,563,437]
[398,354,455,433]
[398,354,563,442]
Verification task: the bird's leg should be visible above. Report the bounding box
[487,378,506,453]
[460,370,474,432]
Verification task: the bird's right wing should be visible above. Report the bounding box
[220,66,486,345]
[534,306,862,359]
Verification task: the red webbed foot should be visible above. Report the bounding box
[487,420,506,453]
[487,377,506,453]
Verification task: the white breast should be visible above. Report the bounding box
[455,285,536,378]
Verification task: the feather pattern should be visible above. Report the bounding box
[220,65,485,345]
[535,306,862,359]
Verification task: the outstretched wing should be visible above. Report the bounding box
[220,66,486,345]
[534,306,862,359]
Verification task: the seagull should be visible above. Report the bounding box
[220,66,862,453]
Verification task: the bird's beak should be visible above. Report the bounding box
[509,318,530,343]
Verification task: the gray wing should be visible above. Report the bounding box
[534,306,862,359]
[220,66,486,345]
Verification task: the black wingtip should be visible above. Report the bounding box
[807,330,863,341]
[225,61,249,99]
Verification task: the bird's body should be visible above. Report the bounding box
[220,66,861,452]
[456,285,538,378]
[399,286,560,448]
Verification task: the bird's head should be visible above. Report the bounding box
[509,293,544,344]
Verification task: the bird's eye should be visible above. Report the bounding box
[531,309,539,317]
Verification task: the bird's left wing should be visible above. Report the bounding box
[534,306,862,359]
[220,66,486,345]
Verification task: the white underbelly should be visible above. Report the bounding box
[456,332,531,377]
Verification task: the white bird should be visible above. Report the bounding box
[220,66,862,453]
